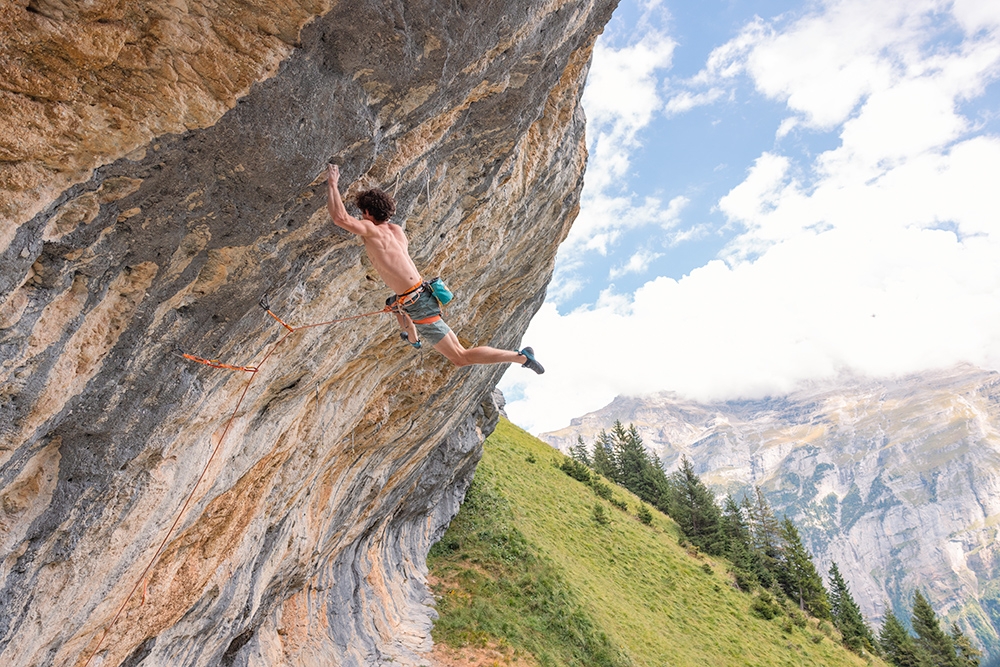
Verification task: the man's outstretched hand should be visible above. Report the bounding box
[327,163,340,190]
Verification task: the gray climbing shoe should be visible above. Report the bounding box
[400,332,422,349]
[519,347,544,374]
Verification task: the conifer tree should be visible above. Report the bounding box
[828,561,876,653]
[617,423,669,508]
[911,590,961,667]
[744,488,781,587]
[570,435,591,467]
[612,421,651,497]
[666,456,724,555]
[640,456,672,514]
[950,622,982,667]
[880,608,931,667]
[720,494,759,589]
[777,516,830,619]
[591,430,616,481]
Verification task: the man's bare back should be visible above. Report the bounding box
[326,165,421,294]
[324,164,544,374]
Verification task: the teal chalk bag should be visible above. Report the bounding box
[428,277,453,305]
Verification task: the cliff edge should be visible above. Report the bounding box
[0,1,617,665]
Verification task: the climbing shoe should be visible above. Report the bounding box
[519,347,544,374]
[400,332,422,349]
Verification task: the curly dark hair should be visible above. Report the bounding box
[355,188,396,222]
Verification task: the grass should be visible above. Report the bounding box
[428,418,887,667]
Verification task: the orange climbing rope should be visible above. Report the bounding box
[80,294,395,667]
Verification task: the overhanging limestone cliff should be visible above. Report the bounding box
[0,1,618,665]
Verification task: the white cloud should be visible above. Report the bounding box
[691,17,768,85]
[664,88,725,115]
[505,220,1000,433]
[952,0,1000,34]
[544,8,684,304]
[501,0,1000,433]
[582,33,675,194]
[609,248,663,279]
[550,193,688,300]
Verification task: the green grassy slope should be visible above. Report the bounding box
[428,418,886,667]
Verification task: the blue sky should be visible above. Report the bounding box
[500,0,1000,433]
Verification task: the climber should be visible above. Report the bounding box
[326,164,544,373]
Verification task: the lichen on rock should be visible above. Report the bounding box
[0,1,617,666]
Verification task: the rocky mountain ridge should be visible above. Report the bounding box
[542,364,1000,658]
[0,1,618,665]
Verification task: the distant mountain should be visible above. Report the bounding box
[541,364,1000,659]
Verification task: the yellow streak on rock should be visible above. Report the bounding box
[0,436,61,559]
[43,193,101,241]
[164,223,211,281]
[20,261,158,441]
[25,272,90,360]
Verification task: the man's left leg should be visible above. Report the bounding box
[432,331,535,368]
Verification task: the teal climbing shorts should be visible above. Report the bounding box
[401,288,452,345]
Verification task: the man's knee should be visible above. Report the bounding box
[444,350,471,367]
[433,336,471,367]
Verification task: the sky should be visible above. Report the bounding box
[499,0,1000,434]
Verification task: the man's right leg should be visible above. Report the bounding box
[394,310,419,344]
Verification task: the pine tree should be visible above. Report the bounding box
[613,423,668,508]
[828,561,876,653]
[666,456,724,555]
[591,430,616,481]
[640,456,672,514]
[612,421,650,496]
[569,435,591,467]
[744,488,781,587]
[911,590,961,667]
[950,622,982,667]
[720,494,759,590]
[880,608,931,667]
[777,516,830,619]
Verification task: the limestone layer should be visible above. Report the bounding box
[0,1,617,665]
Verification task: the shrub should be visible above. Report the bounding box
[701,563,714,575]
[751,590,782,620]
[525,454,537,464]
[730,567,757,593]
[609,497,628,511]
[637,504,653,525]
[592,504,610,526]
[560,457,591,483]
[591,479,613,500]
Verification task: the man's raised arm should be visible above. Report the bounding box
[326,164,370,236]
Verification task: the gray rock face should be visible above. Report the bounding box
[543,365,1000,658]
[0,1,618,665]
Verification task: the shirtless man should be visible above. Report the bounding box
[326,164,544,373]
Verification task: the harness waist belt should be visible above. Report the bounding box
[411,314,441,325]
[396,281,423,299]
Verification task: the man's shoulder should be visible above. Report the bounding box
[384,221,408,238]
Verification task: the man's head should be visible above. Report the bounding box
[356,188,396,223]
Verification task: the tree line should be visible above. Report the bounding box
[565,421,982,666]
